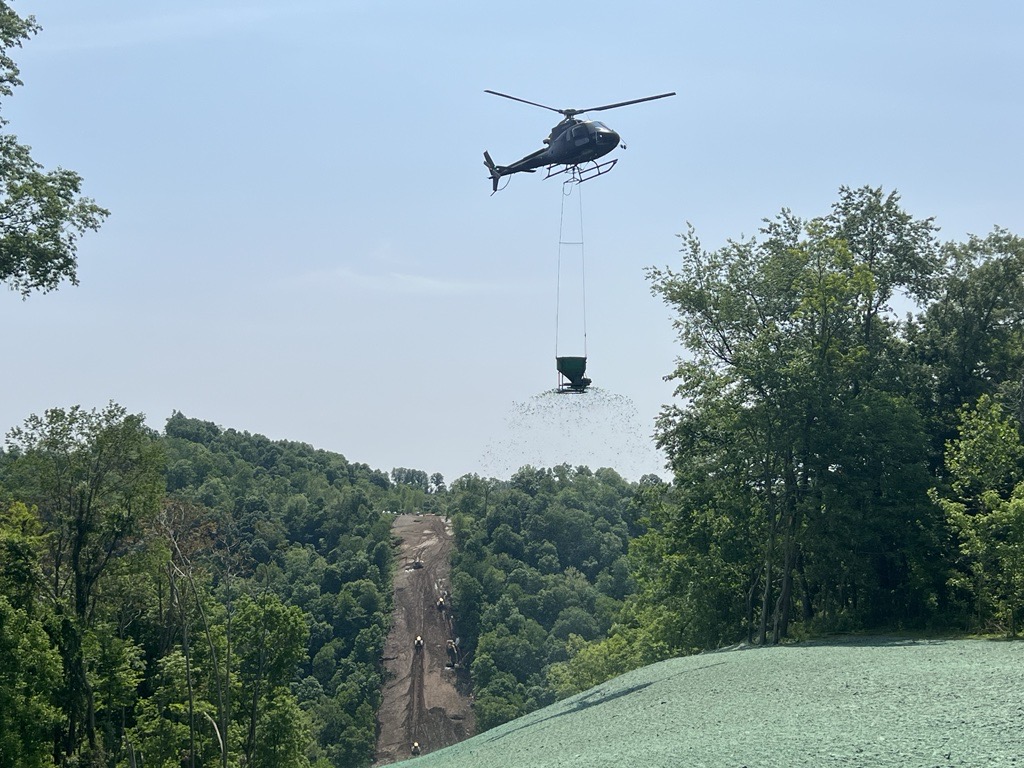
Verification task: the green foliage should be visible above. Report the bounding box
[249,691,312,768]
[0,593,61,768]
[0,407,428,767]
[449,465,641,729]
[235,592,308,691]
[125,651,220,768]
[945,396,1024,504]
[0,499,44,611]
[907,228,1024,456]
[0,4,108,296]
[546,615,670,699]
[4,402,164,763]
[642,186,1024,655]
[0,3,39,93]
[153,413,410,767]
[934,396,1024,635]
[471,673,527,731]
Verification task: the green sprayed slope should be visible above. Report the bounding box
[393,638,1023,768]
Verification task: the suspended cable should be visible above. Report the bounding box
[554,176,591,392]
[556,180,586,356]
[578,181,588,358]
[555,185,565,358]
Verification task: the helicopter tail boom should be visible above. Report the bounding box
[484,149,543,193]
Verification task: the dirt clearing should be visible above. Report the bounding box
[374,514,474,765]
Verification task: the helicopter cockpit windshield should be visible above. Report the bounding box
[571,124,590,146]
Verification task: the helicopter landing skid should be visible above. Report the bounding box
[546,159,618,185]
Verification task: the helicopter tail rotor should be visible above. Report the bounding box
[483,151,502,193]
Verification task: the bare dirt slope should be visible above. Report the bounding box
[390,636,1023,768]
[374,514,474,765]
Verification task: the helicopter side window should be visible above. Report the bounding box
[572,124,590,146]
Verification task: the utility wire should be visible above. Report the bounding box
[556,178,588,358]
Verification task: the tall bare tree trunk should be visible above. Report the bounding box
[758,546,773,646]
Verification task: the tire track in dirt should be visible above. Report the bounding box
[374,514,475,765]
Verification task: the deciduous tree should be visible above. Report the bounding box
[645,187,943,646]
[934,396,1024,635]
[4,402,164,761]
[0,3,108,296]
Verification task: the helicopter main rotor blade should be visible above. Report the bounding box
[484,90,563,114]
[574,92,676,115]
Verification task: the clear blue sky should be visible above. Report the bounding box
[3,1,1022,482]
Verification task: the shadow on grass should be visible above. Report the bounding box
[781,633,956,648]
[481,661,727,743]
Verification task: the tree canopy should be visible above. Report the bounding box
[633,186,1024,656]
[0,2,108,296]
[446,465,643,728]
[0,407,437,767]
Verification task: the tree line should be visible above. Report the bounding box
[442,188,1024,718]
[0,409,436,768]
[549,188,1024,694]
[444,466,643,729]
[641,186,1024,645]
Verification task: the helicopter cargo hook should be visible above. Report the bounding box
[483,89,675,193]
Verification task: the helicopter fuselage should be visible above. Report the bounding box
[482,88,674,192]
[543,118,622,165]
[484,118,621,191]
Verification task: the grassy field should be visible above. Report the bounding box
[389,637,1023,768]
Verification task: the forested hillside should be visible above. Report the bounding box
[0,409,441,768]
[444,467,645,729]
[437,189,1024,731]
[544,187,1024,696]
[4,181,1024,764]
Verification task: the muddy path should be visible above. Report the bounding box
[374,514,475,764]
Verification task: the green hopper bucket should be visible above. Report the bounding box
[556,356,592,393]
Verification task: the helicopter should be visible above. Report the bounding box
[482,89,675,193]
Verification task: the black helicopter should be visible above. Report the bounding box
[483,89,675,193]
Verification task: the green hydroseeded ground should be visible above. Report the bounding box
[391,637,1024,768]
